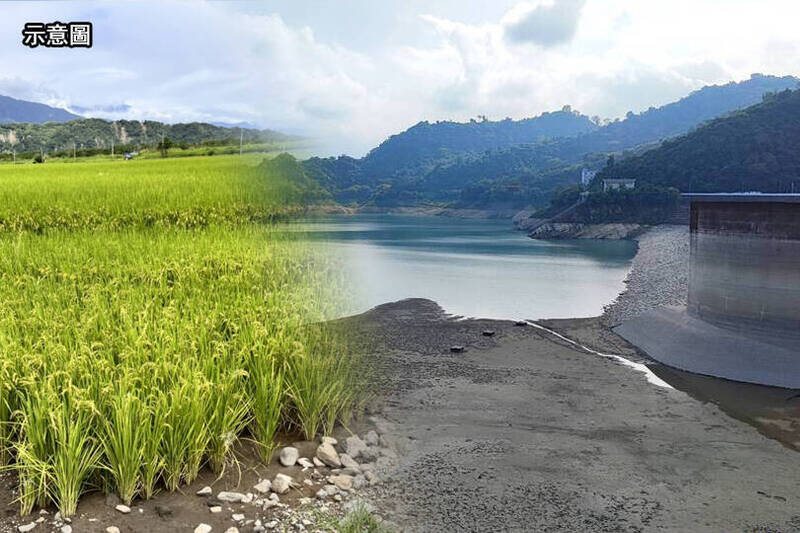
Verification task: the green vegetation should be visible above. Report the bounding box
[595,88,800,193]
[315,504,389,533]
[305,74,798,209]
[0,155,363,517]
[0,117,301,154]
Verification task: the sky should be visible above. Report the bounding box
[1,0,799,155]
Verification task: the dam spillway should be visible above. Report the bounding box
[615,193,800,388]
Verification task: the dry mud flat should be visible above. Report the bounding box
[349,299,800,533]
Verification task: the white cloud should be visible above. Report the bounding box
[504,0,587,47]
[0,1,799,155]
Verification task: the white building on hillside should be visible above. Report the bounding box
[603,178,636,192]
[581,168,597,187]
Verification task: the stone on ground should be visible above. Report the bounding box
[297,457,314,468]
[194,525,212,533]
[253,479,271,493]
[17,524,36,533]
[344,435,368,459]
[364,430,380,447]
[321,436,337,445]
[329,474,354,490]
[196,486,213,496]
[114,504,131,514]
[105,528,120,533]
[272,473,293,494]
[279,446,299,467]
[316,442,342,467]
[217,491,247,503]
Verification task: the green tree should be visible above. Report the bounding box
[158,137,173,158]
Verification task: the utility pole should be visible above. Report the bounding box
[240,129,244,156]
[73,142,76,160]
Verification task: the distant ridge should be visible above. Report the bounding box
[0,95,81,124]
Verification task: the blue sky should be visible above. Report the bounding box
[1,1,799,155]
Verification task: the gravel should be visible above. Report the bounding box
[603,224,689,327]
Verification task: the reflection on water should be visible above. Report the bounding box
[301,214,638,320]
[651,364,800,451]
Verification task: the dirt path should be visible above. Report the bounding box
[351,299,800,532]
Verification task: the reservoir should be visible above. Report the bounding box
[304,214,637,320]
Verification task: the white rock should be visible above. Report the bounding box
[253,479,272,493]
[115,504,131,514]
[242,493,254,504]
[334,494,342,502]
[194,525,213,533]
[265,521,278,530]
[364,430,380,447]
[365,470,379,485]
[323,484,339,496]
[279,446,299,466]
[303,479,313,486]
[225,529,240,533]
[316,442,341,467]
[196,486,213,496]
[339,453,361,472]
[269,493,280,502]
[329,474,353,491]
[17,524,36,533]
[315,488,327,499]
[344,435,368,459]
[272,473,293,494]
[312,457,325,468]
[61,526,72,533]
[217,491,247,503]
[297,457,314,469]
[353,474,367,489]
[106,528,120,533]
[209,506,222,513]
[35,518,44,524]
[321,436,337,445]
[299,497,312,505]
[232,514,245,521]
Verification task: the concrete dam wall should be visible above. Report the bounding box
[688,200,800,342]
[615,194,800,388]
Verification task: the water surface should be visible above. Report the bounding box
[304,214,637,320]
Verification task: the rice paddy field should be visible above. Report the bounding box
[0,155,364,517]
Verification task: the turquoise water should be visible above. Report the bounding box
[304,214,637,320]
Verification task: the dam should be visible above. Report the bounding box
[615,193,800,388]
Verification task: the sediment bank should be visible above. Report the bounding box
[347,298,800,532]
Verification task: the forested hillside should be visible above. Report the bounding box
[305,74,799,209]
[0,118,296,153]
[595,88,800,193]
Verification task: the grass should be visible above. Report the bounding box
[314,504,390,533]
[0,155,366,516]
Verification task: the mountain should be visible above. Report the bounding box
[0,95,81,123]
[304,108,599,204]
[361,108,598,174]
[0,118,297,153]
[594,87,800,193]
[305,74,800,209]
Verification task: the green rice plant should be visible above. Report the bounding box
[13,386,56,514]
[159,377,209,491]
[140,393,166,500]
[204,365,250,475]
[99,386,145,505]
[247,351,286,463]
[48,396,103,517]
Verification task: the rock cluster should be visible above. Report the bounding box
[12,424,396,533]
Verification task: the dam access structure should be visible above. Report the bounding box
[616,193,800,389]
